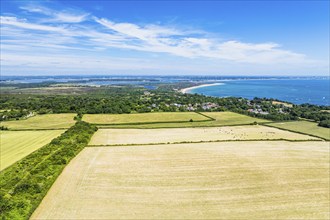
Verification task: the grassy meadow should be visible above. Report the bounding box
[82,112,210,124]
[267,120,330,140]
[1,113,76,130]
[0,130,65,170]
[32,141,330,219]
[203,111,269,125]
[89,126,319,146]
[96,112,269,128]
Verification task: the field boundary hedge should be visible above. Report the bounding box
[88,138,322,147]
[195,112,216,121]
[0,121,97,219]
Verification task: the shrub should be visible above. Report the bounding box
[0,121,97,219]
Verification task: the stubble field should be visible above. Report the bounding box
[89,126,319,145]
[32,141,330,219]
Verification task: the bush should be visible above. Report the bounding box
[0,121,97,219]
[319,119,330,128]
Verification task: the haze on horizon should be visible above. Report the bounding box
[0,0,329,76]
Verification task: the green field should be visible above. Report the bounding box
[0,130,65,170]
[267,120,330,140]
[203,112,269,125]
[83,112,210,124]
[1,113,76,130]
[97,112,269,128]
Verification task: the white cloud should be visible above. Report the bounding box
[1,5,328,75]
[94,17,310,63]
[0,16,69,33]
[20,5,89,23]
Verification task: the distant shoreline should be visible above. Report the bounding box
[180,83,224,94]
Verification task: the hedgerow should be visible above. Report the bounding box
[0,121,97,219]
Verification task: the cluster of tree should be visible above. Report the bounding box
[0,125,8,130]
[290,103,330,122]
[0,87,329,127]
[318,120,330,128]
[0,122,97,219]
[248,98,330,127]
[0,109,30,121]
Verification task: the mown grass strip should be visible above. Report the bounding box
[7,128,70,131]
[0,121,97,220]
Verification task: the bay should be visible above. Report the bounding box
[188,79,330,106]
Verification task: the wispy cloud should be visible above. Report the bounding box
[20,5,89,23]
[94,17,310,64]
[0,4,327,75]
[1,16,69,33]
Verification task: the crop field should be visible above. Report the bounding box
[202,112,269,125]
[97,112,269,129]
[89,126,319,145]
[267,120,330,140]
[0,130,65,170]
[83,112,210,124]
[32,141,330,219]
[0,113,76,130]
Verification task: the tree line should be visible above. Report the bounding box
[0,87,329,128]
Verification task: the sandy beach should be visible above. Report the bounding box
[180,83,224,93]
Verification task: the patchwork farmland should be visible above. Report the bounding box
[1,112,329,219]
[92,111,270,128]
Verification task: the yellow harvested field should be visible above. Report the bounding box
[32,141,330,219]
[0,130,65,170]
[89,126,319,145]
[1,113,76,130]
[83,112,209,124]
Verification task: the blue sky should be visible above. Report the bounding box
[1,0,329,75]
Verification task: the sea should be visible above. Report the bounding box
[187,79,329,106]
[1,75,329,106]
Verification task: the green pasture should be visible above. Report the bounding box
[1,113,76,130]
[0,130,65,170]
[82,112,210,124]
[266,120,330,140]
[97,112,269,128]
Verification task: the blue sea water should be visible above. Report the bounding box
[188,79,330,106]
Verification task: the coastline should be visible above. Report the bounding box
[180,83,224,94]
